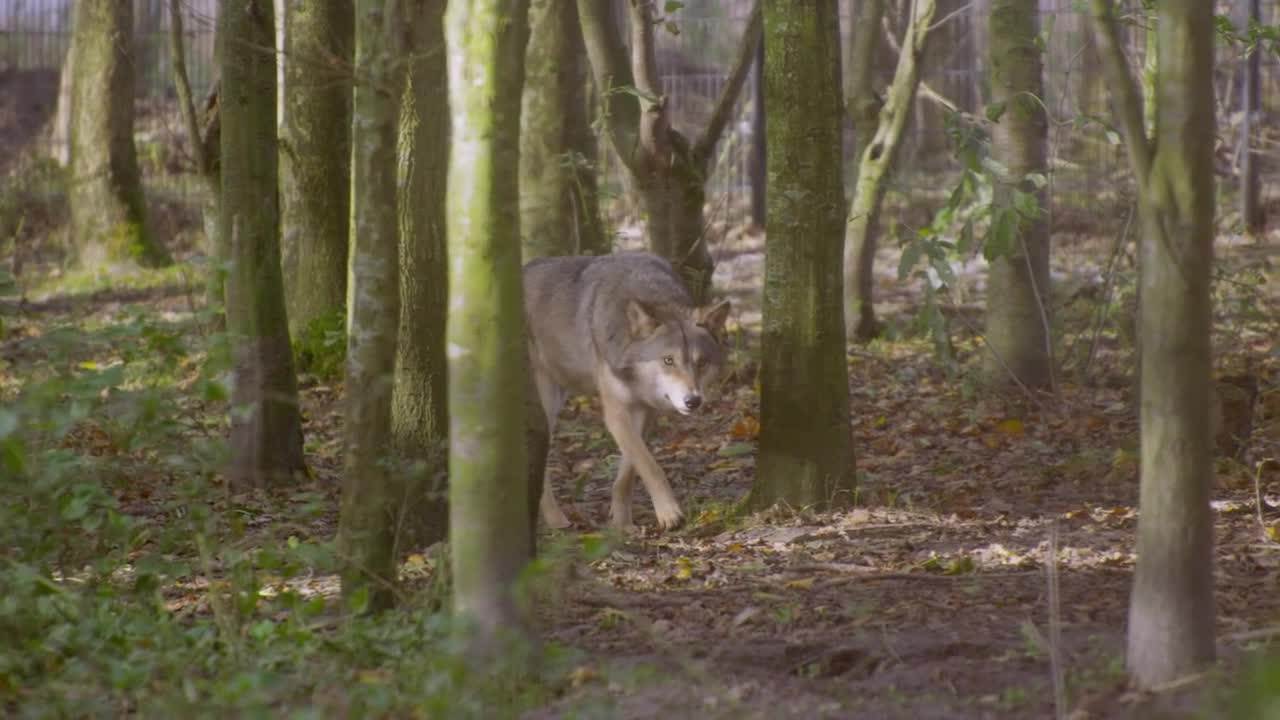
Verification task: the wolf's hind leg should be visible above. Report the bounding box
[535,376,572,529]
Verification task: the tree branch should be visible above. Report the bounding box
[168,0,210,180]
[1089,0,1152,182]
[628,0,661,97]
[576,0,641,169]
[879,15,963,118]
[692,0,762,165]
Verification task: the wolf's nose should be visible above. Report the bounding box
[684,394,702,410]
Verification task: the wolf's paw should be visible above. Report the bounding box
[653,498,685,531]
[542,506,573,530]
[609,504,636,533]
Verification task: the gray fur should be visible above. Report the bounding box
[522,251,731,531]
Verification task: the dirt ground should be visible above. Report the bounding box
[5,163,1280,717]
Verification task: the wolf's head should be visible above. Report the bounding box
[623,298,732,415]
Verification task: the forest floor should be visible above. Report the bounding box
[4,199,1280,718]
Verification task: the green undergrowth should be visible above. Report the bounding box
[0,297,578,719]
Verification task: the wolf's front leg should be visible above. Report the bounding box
[540,480,572,529]
[609,455,637,532]
[601,401,683,530]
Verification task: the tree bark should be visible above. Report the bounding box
[68,0,170,269]
[338,0,405,614]
[445,0,536,651]
[846,0,885,169]
[982,0,1052,389]
[1092,0,1217,689]
[168,0,223,322]
[575,0,762,303]
[392,0,451,550]
[52,27,73,167]
[279,0,355,338]
[520,0,607,259]
[750,0,854,513]
[842,0,937,342]
[1241,0,1263,236]
[749,37,765,228]
[220,0,306,489]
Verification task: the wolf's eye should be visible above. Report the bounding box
[663,356,675,366]
[694,357,707,369]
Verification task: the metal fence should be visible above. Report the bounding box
[1,0,1273,226]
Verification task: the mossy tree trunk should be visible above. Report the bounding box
[1092,0,1217,689]
[749,0,854,513]
[842,0,936,342]
[68,0,170,269]
[392,0,451,551]
[220,0,306,488]
[280,0,355,338]
[575,0,762,303]
[520,0,607,260]
[445,0,536,650]
[982,0,1052,389]
[338,0,405,614]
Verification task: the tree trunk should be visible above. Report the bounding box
[1127,0,1217,688]
[220,0,306,489]
[842,0,937,343]
[846,0,885,168]
[750,0,854,513]
[575,0,762,304]
[338,0,404,614]
[68,0,169,269]
[520,0,607,260]
[445,0,535,651]
[168,0,223,322]
[637,168,713,301]
[982,0,1052,389]
[1091,0,1217,689]
[279,0,354,338]
[52,34,73,166]
[749,37,766,228]
[1241,0,1263,236]
[392,0,451,551]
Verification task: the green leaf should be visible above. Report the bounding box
[985,101,1007,123]
[664,20,680,36]
[929,255,955,285]
[957,220,976,255]
[664,1,684,11]
[897,240,923,280]
[348,584,373,609]
[984,208,1019,262]
[1023,172,1049,189]
[717,442,754,458]
[1012,189,1041,219]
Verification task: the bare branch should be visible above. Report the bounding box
[692,0,762,165]
[168,0,210,180]
[879,17,963,118]
[576,0,641,168]
[1089,0,1152,182]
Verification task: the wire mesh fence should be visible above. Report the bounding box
[0,0,1273,233]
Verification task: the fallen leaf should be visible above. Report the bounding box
[995,418,1025,436]
[785,577,816,591]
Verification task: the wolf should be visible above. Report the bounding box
[522,252,732,531]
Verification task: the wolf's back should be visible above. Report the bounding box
[522,252,695,378]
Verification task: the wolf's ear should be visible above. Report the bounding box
[695,299,731,341]
[626,300,660,339]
